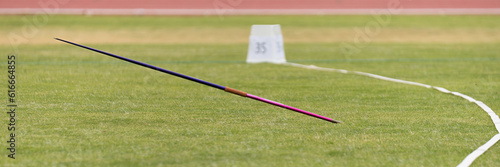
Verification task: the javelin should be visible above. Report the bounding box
[55,38,342,124]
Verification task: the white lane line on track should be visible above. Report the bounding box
[285,62,500,167]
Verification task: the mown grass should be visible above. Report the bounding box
[0,15,499,166]
[1,15,500,45]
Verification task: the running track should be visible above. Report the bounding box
[1,0,500,15]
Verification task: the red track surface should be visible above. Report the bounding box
[2,0,500,9]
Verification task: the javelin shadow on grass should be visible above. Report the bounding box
[55,38,342,124]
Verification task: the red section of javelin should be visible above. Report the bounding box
[1,0,500,9]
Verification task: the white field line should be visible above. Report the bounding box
[457,134,500,167]
[2,8,500,15]
[285,62,500,167]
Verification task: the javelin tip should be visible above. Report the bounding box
[331,119,344,124]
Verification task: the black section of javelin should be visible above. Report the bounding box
[55,38,226,90]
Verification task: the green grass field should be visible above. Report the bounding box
[1,15,499,166]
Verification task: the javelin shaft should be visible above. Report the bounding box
[55,38,342,123]
[55,38,225,90]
